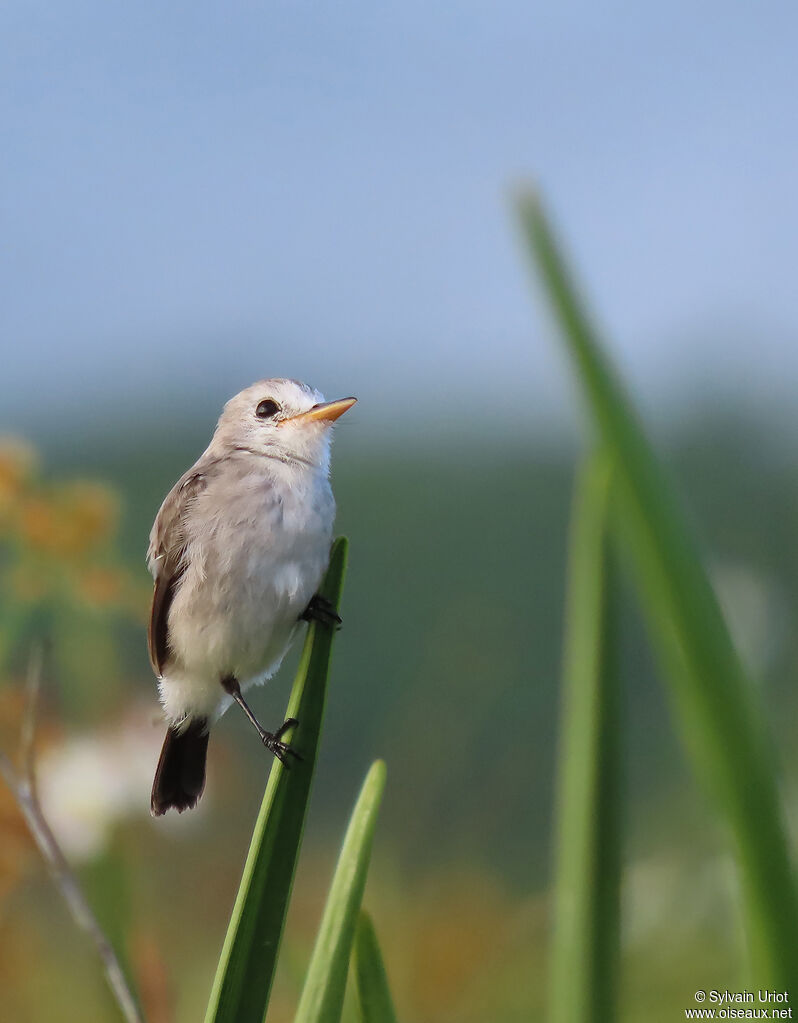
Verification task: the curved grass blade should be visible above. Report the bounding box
[353,910,399,1023]
[550,454,620,1023]
[517,192,798,986]
[204,537,349,1023]
[293,760,387,1023]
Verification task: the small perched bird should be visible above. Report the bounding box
[147,379,355,816]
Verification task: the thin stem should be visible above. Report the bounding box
[0,651,145,1023]
[19,644,43,795]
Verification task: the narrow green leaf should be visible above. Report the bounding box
[517,191,798,985]
[204,537,349,1023]
[353,911,399,1023]
[550,454,620,1023]
[293,760,387,1023]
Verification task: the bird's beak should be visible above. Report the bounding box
[280,397,357,427]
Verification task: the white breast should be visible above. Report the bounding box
[159,463,335,726]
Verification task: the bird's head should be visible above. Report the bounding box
[211,378,356,471]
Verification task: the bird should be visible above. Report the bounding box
[146,378,356,816]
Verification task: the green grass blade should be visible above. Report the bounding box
[550,454,620,1023]
[353,911,399,1023]
[517,192,798,985]
[293,761,387,1023]
[204,537,349,1023]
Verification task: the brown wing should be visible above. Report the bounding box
[148,564,187,677]
[147,467,212,677]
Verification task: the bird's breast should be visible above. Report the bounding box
[166,471,334,679]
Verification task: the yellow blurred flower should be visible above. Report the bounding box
[19,482,118,559]
[76,565,125,608]
[0,439,36,493]
[0,437,145,761]
[59,481,119,552]
[0,439,37,527]
[18,496,58,551]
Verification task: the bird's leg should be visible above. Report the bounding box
[300,593,342,628]
[220,675,301,765]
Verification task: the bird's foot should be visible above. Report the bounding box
[260,716,302,766]
[300,593,342,628]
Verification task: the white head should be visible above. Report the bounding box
[209,378,356,472]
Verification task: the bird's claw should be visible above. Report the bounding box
[300,594,342,629]
[262,717,302,765]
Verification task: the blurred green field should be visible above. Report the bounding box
[2,394,797,1021]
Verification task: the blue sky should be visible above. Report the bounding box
[3,1,798,440]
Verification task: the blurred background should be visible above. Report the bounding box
[2,2,798,1021]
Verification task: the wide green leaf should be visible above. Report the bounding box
[293,760,387,1023]
[204,537,349,1023]
[353,911,399,1023]
[517,192,798,985]
[550,454,620,1023]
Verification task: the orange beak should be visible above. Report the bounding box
[280,397,357,427]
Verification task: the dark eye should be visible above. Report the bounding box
[256,398,280,419]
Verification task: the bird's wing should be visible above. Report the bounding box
[147,462,216,677]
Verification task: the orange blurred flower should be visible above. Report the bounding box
[18,496,58,551]
[60,482,119,552]
[0,690,45,902]
[76,566,125,607]
[0,439,36,527]
[19,483,118,560]
[0,784,33,903]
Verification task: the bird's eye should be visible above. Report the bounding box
[256,398,280,419]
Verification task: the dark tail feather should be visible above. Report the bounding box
[150,718,209,816]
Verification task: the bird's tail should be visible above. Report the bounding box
[150,718,209,816]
